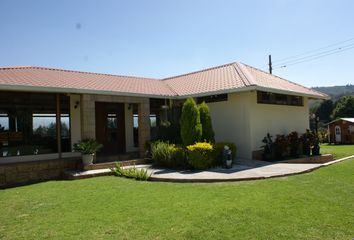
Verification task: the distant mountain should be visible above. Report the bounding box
[312,84,354,101]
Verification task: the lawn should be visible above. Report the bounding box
[321,143,354,159]
[0,159,353,239]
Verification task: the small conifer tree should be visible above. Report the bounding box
[198,102,215,143]
[180,98,202,146]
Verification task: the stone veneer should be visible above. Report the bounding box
[81,94,150,157]
[0,158,80,188]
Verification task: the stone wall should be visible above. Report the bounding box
[0,158,80,188]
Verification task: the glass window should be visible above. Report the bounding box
[257,91,303,106]
[0,92,71,158]
[107,113,118,129]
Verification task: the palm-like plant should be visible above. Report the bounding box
[73,139,103,155]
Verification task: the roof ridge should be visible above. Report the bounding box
[162,61,238,81]
[0,66,159,81]
[240,62,327,97]
[232,62,257,86]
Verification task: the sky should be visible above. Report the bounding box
[0,0,353,87]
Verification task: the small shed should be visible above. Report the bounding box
[327,118,354,144]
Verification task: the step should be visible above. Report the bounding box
[82,158,151,170]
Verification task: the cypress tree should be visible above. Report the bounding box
[199,102,215,143]
[180,98,202,146]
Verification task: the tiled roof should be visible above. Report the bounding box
[163,62,327,98]
[0,66,176,97]
[0,62,328,99]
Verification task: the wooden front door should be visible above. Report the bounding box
[95,102,125,155]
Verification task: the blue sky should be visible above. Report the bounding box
[1,0,353,87]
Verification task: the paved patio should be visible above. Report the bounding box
[148,156,354,182]
[64,155,354,182]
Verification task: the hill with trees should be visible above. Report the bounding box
[312,84,354,101]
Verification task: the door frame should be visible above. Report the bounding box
[95,102,126,156]
[335,125,341,142]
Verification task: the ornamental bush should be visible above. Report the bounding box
[199,102,215,143]
[151,141,176,167]
[180,98,202,146]
[150,141,188,168]
[187,142,213,170]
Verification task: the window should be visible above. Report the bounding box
[349,125,354,134]
[197,94,228,104]
[0,92,71,157]
[257,91,303,106]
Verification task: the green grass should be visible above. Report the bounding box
[1,159,354,240]
[321,144,354,159]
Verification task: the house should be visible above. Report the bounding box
[327,118,354,144]
[0,61,327,186]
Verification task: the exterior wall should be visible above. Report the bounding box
[328,120,354,143]
[249,92,309,152]
[208,92,310,159]
[0,158,80,188]
[70,94,81,147]
[208,92,253,159]
[81,94,149,156]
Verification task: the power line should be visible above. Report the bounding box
[274,45,354,69]
[272,42,354,68]
[272,37,354,64]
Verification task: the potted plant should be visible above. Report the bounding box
[73,139,103,165]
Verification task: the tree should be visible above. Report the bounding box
[180,98,202,146]
[315,99,333,123]
[331,96,354,119]
[198,102,215,143]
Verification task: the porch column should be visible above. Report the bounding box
[138,102,150,158]
[81,95,96,139]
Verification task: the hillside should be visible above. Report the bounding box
[312,84,354,100]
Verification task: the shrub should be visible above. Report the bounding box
[151,141,188,168]
[300,130,315,156]
[287,131,300,157]
[273,135,289,160]
[261,133,274,161]
[171,146,189,169]
[180,98,202,146]
[199,102,215,143]
[111,163,150,181]
[212,142,237,166]
[151,141,176,167]
[187,142,213,170]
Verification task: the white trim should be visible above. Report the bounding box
[0,83,327,100]
[0,84,173,99]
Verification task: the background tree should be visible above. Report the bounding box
[198,102,215,143]
[315,99,333,123]
[331,96,354,119]
[180,98,202,146]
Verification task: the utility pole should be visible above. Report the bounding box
[268,55,272,74]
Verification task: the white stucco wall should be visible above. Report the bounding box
[69,94,82,147]
[208,92,253,159]
[249,92,309,152]
[207,91,310,159]
[124,103,138,152]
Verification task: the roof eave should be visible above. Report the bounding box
[0,84,175,99]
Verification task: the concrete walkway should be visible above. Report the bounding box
[148,156,354,182]
[64,155,354,182]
